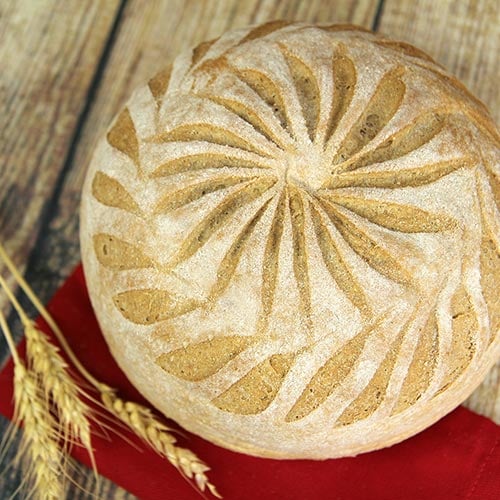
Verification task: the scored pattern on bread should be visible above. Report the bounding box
[88,22,500,427]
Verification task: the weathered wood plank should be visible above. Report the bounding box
[0,0,121,337]
[378,0,500,423]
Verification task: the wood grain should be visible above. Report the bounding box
[0,0,123,498]
[0,0,121,330]
[379,0,500,425]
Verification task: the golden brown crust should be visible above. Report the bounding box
[80,22,500,459]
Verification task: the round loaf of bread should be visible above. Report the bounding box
[80,22,500,459]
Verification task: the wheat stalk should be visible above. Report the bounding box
[0,270,94,456]
[0,306,65,500]
[24,320,93,455]
[100,385,221,498]
[13,362,65,500]
[0,242,221,498]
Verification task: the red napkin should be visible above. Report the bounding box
[0,265,499,499]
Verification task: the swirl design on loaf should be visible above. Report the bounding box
[90,23,500,425]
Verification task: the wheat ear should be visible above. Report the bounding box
[0,308,64,500]
[101,385,221,498]
[24,321,93,454]
[0,272,94,462]
[0,242,221,498]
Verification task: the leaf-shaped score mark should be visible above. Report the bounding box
[213,353,295,414]
[392,311,438,414]
[279,45,320,142]
[201,94,289,150]
[93,234,154,270]
[238,20,292,45]
[209,199,272,301]
[235,68,290,134]
[324,194,457,233]
[318,197,413,286]
[191,38,218,66]
[150,123,273,158]
[113,289,201,325]
[167,177,277,269]
[309,201,369,315]
[148,66,172,106]
[333,111,448,175]
[156,336,253,382]
[285,316,388,422]
[289,187,313,331]
[435,284,477,395]
[107,108,140,165]
[480,231,500,345]
[324,49,356,144]
[332,67,406,165]
[326,157,474,190]
[154,175,255,214]
[485,167,500,213]
[92,172,141,215]
[335,319,408,426]
[151,153,271,178]
[258,190,287,333]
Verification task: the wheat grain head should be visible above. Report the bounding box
[13,362,65,500]
[24,320,93,456]
[100,385,221,498]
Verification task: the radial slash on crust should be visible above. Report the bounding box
[317,197,414,286]
[279,45,320,142]
[167,177,277,269]
[92,172,141,215]
[285,313,392,422]
[152,153,272,177]
[258,189,287,334]
[308,199,369,315]
[288,186,313,333]
[332,66,406,166]
[324,48,357,145]
[208,198,273,301]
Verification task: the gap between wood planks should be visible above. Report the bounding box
[372,0,385,30]
[22,0,128,280]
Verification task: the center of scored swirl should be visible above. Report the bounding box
[284,145,329,192]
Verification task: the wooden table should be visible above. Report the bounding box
[0,0,498,498]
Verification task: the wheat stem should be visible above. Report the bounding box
[0,269,94,453]
[24,321,94,455]
[0,300,20,365]
[14,362,65,500]
[0,257,98,490]
[0,243,100,388]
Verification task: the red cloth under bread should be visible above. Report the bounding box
[0,265,498,499]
